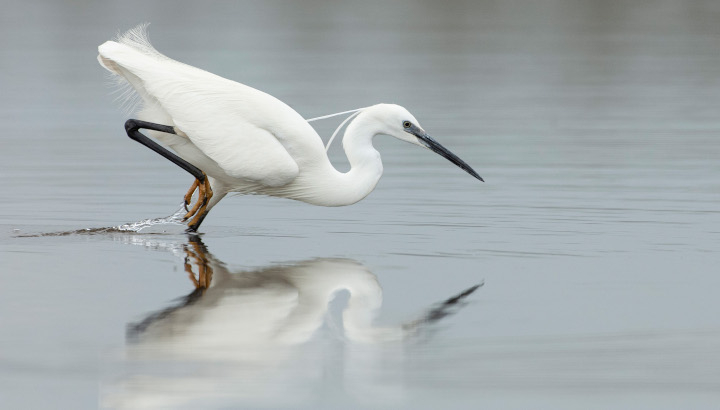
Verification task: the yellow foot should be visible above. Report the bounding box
[183,179,199,211]
[183,239,213,289]
[183,173,214,230]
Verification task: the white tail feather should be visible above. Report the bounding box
[114,23,166,60]
[99,24,167,115]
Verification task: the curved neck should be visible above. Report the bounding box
[295,114,384,206]
[324,114,384,205]
[342,114,384,186]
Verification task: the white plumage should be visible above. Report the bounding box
[98,25,482,230]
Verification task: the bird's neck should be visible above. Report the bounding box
[299,115,384,206]
[341,115,384,195]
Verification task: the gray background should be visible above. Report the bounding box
[1,0,719,408]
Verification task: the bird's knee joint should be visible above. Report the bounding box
[125,119,137,132]
[125,119,140,136]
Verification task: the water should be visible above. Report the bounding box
[2,1,720,408]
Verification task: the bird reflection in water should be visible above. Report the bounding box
[105,237,480,408]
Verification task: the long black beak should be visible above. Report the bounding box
[415,132,484,182]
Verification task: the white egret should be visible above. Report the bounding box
[98,25,483,232]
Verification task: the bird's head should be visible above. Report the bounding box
[365,104,484,182]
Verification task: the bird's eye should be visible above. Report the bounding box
[403,121,412,128]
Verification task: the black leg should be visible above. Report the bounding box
[124,119,205,183]
[125,119,212,233]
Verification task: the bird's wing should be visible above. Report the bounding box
[147,75,301,187]
[99,40,302,187]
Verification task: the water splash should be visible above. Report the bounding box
[114,204,187,232]
[17,204,188,237]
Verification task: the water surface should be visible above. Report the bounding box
[1,1,720,408]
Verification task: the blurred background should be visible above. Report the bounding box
[1,1,720,409]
